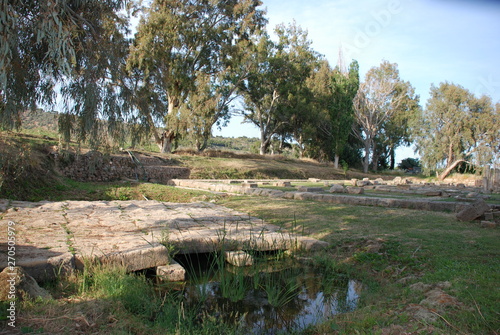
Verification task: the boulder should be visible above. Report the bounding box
[0,266,52,301]
[346,187,364,194]
[329,184,345,193]
[157,261,186,282]
[225,251,253,267]
[456,199,491,221]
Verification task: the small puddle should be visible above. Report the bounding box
[168,253,362,334]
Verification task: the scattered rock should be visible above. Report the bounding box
[346,186,364,194]
[329,184,345,193]
[456,199,491,221]
[356,180,371,187]
[409,282,432,293]
[404,303,438,323]
[273,181,291,187]
[0,267,52,301]
[157,261,186,282]
[480,221,498,228]
[225,251,253,267]
[420,288,461,310]
[241,182,258,188]
[297,186,324,192]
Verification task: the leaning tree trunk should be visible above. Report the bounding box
[438,159,467,181]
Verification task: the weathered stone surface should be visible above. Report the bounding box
[480,221,498,228]
[225,251,253,266]
[1,200,329,280]
[425,191,442,197]
[297,186,324,192]
[273,181,291,187]
[308,178,321,182]
[241,183,258,188]
[157,261,185,282]
[59,151,190,183]
[346,187,364,194]
[456,199,491,221]
[0,267,52,301]
[329,184,345,193]
[296,238,329,251]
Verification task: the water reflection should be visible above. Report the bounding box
[178,261,362,334]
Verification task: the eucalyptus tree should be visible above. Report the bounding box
[174,70,240,152]
[239,22,319,155]
[416,82,499,179]
[353,60,417,173]
[329,60,359,167]
[127,0,266,153]
[0,0,128,143]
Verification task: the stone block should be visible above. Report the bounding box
[225,251,253,266]
[274,181,291,187]
[346,187,364,194]
[297,186,324,192]
[308,178,321,183]
[456,199,491,221]
[480,221,498,229]
[157,261,186,282]
[241,183,258,188]
[425,191,442,197]
[86,244,170,272]
[329,184,345,193]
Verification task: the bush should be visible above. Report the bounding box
[397,157,421,173]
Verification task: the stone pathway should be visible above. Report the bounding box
[0,200,326,281]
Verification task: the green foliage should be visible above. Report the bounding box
[416,82,499,173]
[0,0,129,150]
[238,22,320,155]
[353,60,420,173]
[397,157,421,170]
[127,0,266,152]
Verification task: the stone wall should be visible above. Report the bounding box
[58,151,190,183]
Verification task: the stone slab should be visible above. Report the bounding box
[225,251,253,266]
[0,200,325,281]
[157,261,185,282]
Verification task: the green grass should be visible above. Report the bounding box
[218,196,500,334]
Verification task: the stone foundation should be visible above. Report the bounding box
[57,151,190,183]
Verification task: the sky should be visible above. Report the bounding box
[214,0,500,161]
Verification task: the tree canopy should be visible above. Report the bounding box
[416,82,499,178]
[1,1,498,175]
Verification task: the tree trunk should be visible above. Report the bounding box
[260,129,269,155]
[362,137,372,173]
[156,130,175,153]
[371,141,379,172]
[334,155,340,169]
[438,159,467,181]
[389,146,396,170]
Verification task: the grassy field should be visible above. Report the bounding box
[1,131,499,334]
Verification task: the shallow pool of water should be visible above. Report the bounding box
[173,254,362,334]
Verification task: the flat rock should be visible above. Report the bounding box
[157,261,185,282]
[0,200,327,280]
